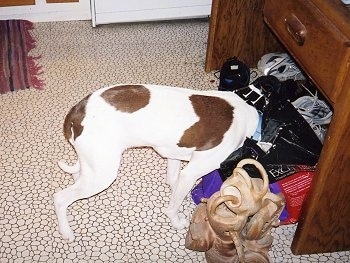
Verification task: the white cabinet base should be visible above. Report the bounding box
[91,0,211,26]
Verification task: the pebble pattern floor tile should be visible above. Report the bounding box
[0,20,349,263]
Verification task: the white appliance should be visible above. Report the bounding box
[90,0,212,27]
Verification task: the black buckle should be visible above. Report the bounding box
[235,85,268,111]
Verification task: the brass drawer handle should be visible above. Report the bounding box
[285,14,307,46]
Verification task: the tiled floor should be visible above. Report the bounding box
[0,20,349,263]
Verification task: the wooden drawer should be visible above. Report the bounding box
[264,0,350,103]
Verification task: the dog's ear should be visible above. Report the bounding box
[185,203,215,251]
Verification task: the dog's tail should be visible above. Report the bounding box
[58,160,80,174]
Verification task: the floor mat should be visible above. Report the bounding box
[0,20,44,94]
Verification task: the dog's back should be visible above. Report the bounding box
[63,84,258,160]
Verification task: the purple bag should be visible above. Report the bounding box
[191,170,223,205]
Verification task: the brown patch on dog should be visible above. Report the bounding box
[177,95,234,151]
[101,85,150,113]
[64,94,91,141]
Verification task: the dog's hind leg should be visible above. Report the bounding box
[54,151,122,242]
[165,151,222,230]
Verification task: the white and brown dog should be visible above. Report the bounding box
[54,84,259,242]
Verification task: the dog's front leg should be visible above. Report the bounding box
[165,151,222,230]
[165,167,198,230]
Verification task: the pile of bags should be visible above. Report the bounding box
[192,54,332,224]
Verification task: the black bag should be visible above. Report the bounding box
[220,76,323,183]
[259,101,322,165]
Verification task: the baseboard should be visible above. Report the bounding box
[94,5,211,26]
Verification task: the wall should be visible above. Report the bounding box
[0,0,91,22]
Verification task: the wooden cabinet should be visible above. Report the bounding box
[0,0,78,6]
[206,0,350,255]
[46,0,78,3]
[0,0,34,7]
[264,0,350,254]
[205,0,282,71]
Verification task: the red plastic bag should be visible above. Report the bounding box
[269,170,314,224]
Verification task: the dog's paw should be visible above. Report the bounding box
[170,214,189,230]
[59,228,75,243]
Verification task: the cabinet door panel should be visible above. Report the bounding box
[92,0,211,25]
